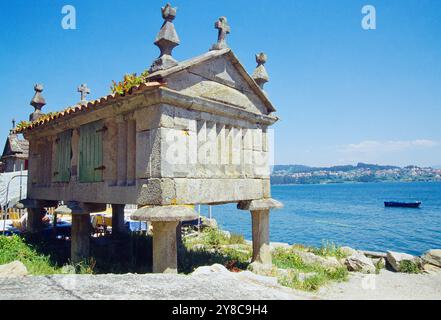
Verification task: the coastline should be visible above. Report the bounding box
[210,181,441,256]
[270,180,441,186]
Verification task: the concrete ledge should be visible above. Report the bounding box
[237,198,283,211]
[130,205,198,222]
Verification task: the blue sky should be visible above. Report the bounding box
[0,0,440,167]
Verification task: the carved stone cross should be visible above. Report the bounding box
[78,84,90,103]
[211,16,230,50]
[10,118,16,134]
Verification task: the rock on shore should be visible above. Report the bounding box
[0,261,28,278]
[344,252,376,274]
[290,249,341,269]
[422,249,441,268]
[386,251,421,272]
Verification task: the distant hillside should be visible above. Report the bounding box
[271,163,441,185]
[273,163,400,174]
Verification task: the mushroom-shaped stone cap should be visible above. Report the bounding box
[131,205,198,222]
[54,201,85,215]
[54,205,72,215]
[14,203,25,210]
[237,198,283,211]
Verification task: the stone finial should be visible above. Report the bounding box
[149,3,180,73]
[30,84,46,122]
[252,53,269,89]
[77,83,90,104]
[211,16,230,50]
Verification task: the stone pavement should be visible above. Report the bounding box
[0,271,313,300]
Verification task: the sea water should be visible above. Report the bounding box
[206,182,441,255]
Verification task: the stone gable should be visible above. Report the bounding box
[147,49,276,115]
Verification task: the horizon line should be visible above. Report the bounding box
[273,163,441,169]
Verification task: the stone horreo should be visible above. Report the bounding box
[16,3,282,273]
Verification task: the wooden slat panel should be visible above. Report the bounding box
[54,130,72,182]
[95,121,103,182]
[79,120,103,183]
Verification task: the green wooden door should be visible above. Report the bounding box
[54,130,72,182]
[79,120,104,182]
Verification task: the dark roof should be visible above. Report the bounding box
[2,134,29,159]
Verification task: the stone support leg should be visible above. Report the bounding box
[152,221,179,273]
[251,209,271,265]
[71,209,92,264]
[130,205,198,273]
[237,198,283,267]
[26,208,46,233]
[111,204,126,235]
[19,199,58,234]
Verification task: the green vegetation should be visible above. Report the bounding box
[374,259,385,274]
[0,230,248,275]
[1,228,349,292]
[272,247,348,291]
[15,112,65,133]
[399,260,421,274]
[184,229,348,292]
[15,120,31,132]
[181,227,250,273]
[287,241,349,260]
[110,70,150,95]
[187,227,245,247]
[309,240,348,260]
[0,234,153,275]
[278,268,348,292]
[0,235,92,275]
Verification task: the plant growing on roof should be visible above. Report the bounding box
[14,111,62,132]
[15,120,31,132]
[110,70,150,95]
[30,112,61,124]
